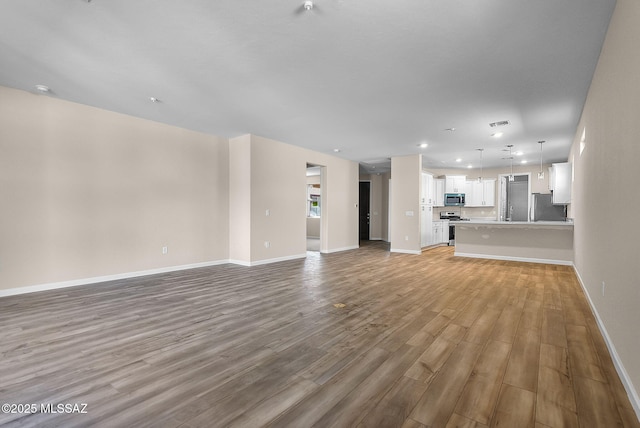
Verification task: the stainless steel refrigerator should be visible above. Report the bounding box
[531,193,566,221]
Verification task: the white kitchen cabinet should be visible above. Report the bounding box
[434,179,445,207]
[441,219,450,244]
[421,173,434,205]
[431,220,442,246]
[464,180,483,206]
[445,175,466,193]
[549,162,572,204]
[420,204,433,247]
[482,179,496,206]
[464,179,496,207]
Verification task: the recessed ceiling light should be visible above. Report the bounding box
[418,143,428,148]
[333,148,341,153]
[304,0,313,10]
[467,164,473,169]
[456,158,462,162]
[521,160,528,164]
[35,85,51,94]
[149,97,161,103]
[515,151,523,156]
[445,127,456,132]
[491,132,503,138]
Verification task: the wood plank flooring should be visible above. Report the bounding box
[1,243,638,427]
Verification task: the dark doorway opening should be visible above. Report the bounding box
[359,181,371,241]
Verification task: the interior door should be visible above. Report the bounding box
[359,181,371,241]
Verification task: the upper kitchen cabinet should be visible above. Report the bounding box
[482,179,496,206]
[549,162,572,204]
[464,180,483,206]
[445,175,466,193]
[464,179,495,207]
[434,179,445,207]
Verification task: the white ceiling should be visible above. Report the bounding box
[0,0,616,174]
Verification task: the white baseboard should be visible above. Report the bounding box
[390,248,422,255]
[454,252,573,266]
[0,259,230,298]
[572,266,640,421]
[321,245,359,254]
[241,253,307,266]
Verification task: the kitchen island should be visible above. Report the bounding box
[452,220,574,265]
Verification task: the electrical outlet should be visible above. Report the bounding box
[264,241,270,248]
[405,236,409,241]
[162,246,168,255]
[265,209,270,216]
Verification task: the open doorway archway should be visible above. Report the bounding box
[306,163,325,251]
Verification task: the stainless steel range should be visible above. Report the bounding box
[439,211,471,245]
[439,212,459,245]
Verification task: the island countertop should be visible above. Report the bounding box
[451,220,573,229]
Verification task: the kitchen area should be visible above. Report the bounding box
[421,162,574,265]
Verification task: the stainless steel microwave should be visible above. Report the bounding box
[444,193,465,206]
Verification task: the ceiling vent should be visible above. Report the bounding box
[489,120,510,128]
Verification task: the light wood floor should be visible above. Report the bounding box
[1,243,638,427]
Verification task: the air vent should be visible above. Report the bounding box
[489,120,510,128]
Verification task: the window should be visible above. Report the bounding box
[308,185,321,217]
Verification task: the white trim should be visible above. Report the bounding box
[390,248,422,255]
[573,266,640,420]
[227,259,252,267]
[369,237,383,241]
[454,252,572,266]
[0,259,230,298]
[242,253,307,266]
[321,245,359,254]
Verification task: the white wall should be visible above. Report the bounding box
[229,135,251,263]
[228,135,359,265]
[390,155,421,253]
[0,85,230,291]
[0,86,359,291]
[568,0,640,416]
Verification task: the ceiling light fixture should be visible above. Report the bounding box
[418,143,428,148]
[304,1,313,10]
[149,97,161,103]
[467,164,473,169]
[492,132,503,138]
[35,85,51,94]
[538,140,545,180]
[456,158,462,163]
[445,127,456,132]
[333,148,341,153]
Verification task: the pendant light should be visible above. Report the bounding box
[476,148,484,182]
[507,145,514,181]
[537,140,545,180]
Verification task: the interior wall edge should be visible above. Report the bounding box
[572,264,640,421]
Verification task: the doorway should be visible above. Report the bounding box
[359,181,371,241]
[499,173,531,221]
[306,164,324,251]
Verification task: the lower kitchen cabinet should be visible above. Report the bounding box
[430,220,450,246]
